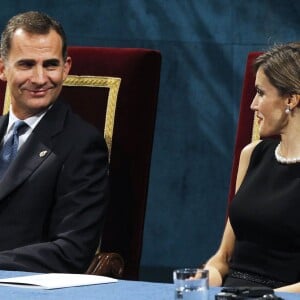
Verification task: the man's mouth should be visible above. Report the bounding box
[29,89,48,97]
[20,86,53,97]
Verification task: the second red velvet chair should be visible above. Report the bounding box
[227,52,262,203]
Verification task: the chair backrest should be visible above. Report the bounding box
[0,46,162,280]
[227,52,262,204]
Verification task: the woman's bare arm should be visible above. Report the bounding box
[203,140,261,286]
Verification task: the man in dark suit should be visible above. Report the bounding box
[0,11,109,273]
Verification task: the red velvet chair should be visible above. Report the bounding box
[227,52,262,203]
[0,46,162,280]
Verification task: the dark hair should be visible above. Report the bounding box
[253,42,300,96]
[0,11,67,61]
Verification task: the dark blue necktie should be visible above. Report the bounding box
[0,120,28,178]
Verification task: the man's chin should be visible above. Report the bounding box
[19,101,55,117]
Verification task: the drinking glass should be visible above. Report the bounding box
[173,268,209,300]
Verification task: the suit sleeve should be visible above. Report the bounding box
[0,129,109,273]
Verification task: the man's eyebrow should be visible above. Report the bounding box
[16,59,35,64]
[15,58,61,65]
[43,59,61,65]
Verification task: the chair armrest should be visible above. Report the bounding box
[86,252,124,278]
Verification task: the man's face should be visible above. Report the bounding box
[0,28,71,119]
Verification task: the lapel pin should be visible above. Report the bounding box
[39,150,48,158]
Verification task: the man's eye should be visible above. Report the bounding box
[44,61,60,69]
[46,65,58,70]
[18,62,34,68]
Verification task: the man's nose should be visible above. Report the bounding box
[31,66,47,84]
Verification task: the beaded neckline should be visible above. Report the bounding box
[274,143,300,164]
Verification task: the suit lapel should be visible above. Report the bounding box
[0,100,68,200]
[0,139,52,199]
[0,115,9,140]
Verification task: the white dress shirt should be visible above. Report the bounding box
[3,106,48,150]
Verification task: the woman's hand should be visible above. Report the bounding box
[194,265,222,286]
[275,282,300,293]
[204,265,223,286]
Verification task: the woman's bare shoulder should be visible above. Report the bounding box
[240,140,262,159]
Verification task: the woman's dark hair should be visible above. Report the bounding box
[254,42,300,96]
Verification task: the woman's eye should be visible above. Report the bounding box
[256,88,263,96]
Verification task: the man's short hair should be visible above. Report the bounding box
[0,11,67,61]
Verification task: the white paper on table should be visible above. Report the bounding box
[0,273,118,289]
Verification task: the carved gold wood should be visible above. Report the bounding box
[251,115,260,141]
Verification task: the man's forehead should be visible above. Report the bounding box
[8,29,63,60]
[11,28,62,48]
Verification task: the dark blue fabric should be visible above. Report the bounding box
[0,271,295,300]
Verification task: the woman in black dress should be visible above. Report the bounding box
[203,43,300,293]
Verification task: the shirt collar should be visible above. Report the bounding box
[7,105,48,134]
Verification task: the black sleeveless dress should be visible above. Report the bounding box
[224,139,300,288]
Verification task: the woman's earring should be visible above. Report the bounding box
[285,106,291,114]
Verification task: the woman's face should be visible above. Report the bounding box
[250,67,289,137]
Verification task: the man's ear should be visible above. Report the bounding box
[0,58,7,82]
[62,56,72,81]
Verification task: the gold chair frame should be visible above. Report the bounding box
[252,116,260,142]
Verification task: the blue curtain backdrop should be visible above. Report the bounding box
[0,0,299,282]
